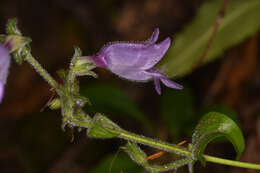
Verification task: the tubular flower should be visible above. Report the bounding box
[89,28,183,94]
[0,44,10,102]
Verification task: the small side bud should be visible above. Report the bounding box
[48,98,61,110]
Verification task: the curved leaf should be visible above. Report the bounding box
[191,112,245,164]
[159,0,260,77]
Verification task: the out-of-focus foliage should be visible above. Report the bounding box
[160,86,195,139]
[81,83,151,126]
[159,0,260,77]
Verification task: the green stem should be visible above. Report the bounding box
[204,155,260,170]
[23,49,60,91]
[116,130,190,156]
[108,128,260,170]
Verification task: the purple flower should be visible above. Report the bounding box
[0,44,10,102]
[89,28,183,94]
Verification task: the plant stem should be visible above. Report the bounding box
[204,155,260,170]
[108,128,260,170]
[23,49,60,91]
[116,129,191,156]
[22,48,260,171]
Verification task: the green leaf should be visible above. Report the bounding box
[160,86,195,139]
[191,112,245,165]
[81,83,151,126]
[90,153,142,173]
[159,0,260,77]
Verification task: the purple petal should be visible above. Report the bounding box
[145,69,183,92]
[146,28,159,44]
[0,45,10,85]
[138,37,171,70]
[110,67,152,81]
[96,29,170,71]
[91,54,107,67]
[0,82,4,103]
[154,78,161,95]
[160,77,183,90]
[0,45,11,103]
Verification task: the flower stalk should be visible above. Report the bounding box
[22,48,60,91]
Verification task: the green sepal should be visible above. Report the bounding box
[12,45,31,64]
[87,113,121,139]
[77,69,98,78]
[5,35,31,52]
[122,142,147,166]
[6,18,21,35]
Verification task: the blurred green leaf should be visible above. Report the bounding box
[192,112,245,165]
[159,0,260,77]
[90,153,142,173]
[160,86,195,139]
[81,83,151,126]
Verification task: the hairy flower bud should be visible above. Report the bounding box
[88,28,183,94]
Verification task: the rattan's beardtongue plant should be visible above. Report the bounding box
[87,28,183,94]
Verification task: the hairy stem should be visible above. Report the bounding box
[106,125,260,170]
[204,155,260,170]
[116,129,190,156]
[23,48,60,91]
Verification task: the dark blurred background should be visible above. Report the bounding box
[1,0,260,173]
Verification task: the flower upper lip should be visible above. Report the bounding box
[98,28,170,70]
